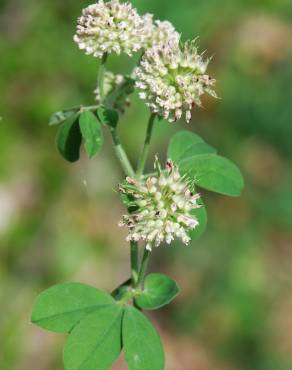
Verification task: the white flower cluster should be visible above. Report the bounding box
[119,159,200,251]
[143,16,180,49]
[74,0,151,58]
[74,1,180,58]
[135,40,217,123]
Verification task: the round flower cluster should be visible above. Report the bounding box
[119,159,200,251]
[74,0,151,58]
[135,40,217,123]
[143,16,180,48]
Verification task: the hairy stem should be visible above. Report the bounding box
[98,53,108,103]
[130,241,139,286]
[110,128,135,177]
[96,53,134,178]
[137,248,151,287]
[97,55,154,301]
[136,113,156,178]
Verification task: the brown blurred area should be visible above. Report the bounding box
[1,0,292,369]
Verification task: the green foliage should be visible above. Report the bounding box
[32,282,167,370]
[111,278,131,300]
[1,0,290,368]
[49,107,80,126]
[54,108,105,162]
[97,105,119,128]
[79,110,103,158]
[168,130,244,197]
[168,130,216,162]
[31,283,115,333]
[180,154,244,197]
[123,306,165,370]
[136,273,179,310]
[105,76,135,113]
[63,305,123,370]
[56,113,82,162]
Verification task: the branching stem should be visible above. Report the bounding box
[110,128,135,177]
[97,55,154,302]
[130,241,139,286]
[136,113,156,178]
[137,248,151,287]
[98,53,108,103]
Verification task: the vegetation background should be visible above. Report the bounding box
[1,0,292,369]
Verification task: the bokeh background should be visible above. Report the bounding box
[1,0,292,369]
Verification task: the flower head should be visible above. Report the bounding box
[119,159,200,251]
[135,40,217,123]
[74,0,151,58]
[143,16,180,48]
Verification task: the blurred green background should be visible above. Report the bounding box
[1,0,292,369]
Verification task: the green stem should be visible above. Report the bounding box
[130,241,139,287]
[136,248,151,287]
[136,113,156,177]
[98,53,108,103]
[110,128,135,177]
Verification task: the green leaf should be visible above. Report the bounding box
[180,154,244,196]
[168,130,216,163]
[79,110,103,158]
[31,283,114,333]
[135,273,179,310]
[97,105,119,128]
[56,113,82,162]
[188,199,208,241]
[123,306,165,370]
[63,305,123,370]
[49,107,79,126]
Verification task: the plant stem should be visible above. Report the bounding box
[136,113,156,178]
[136,248,151,287]
[130,241,139,286]
[96,53,134,177]
[110,128,135,177]
[98,53,108,103]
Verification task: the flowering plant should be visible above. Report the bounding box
[31,1,244,369]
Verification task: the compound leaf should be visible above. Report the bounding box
[31,283,114,333]
[136,273,179,310]
[63,305,123,370]
[79,110,103,158]
[56,113,81,162]
[123,306,164,370]
[180,153,244,196]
